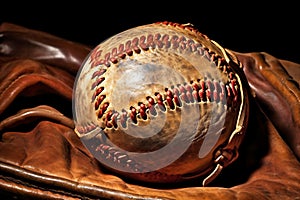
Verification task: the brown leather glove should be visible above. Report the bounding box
[0,22,299,200]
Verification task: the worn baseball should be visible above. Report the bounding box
[72,21,250,186]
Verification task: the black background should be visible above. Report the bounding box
[1,1,299,64]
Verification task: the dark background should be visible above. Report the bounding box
[1,1,299,64]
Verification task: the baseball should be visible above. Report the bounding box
[72,21,250,186]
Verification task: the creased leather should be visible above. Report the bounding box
[0,23,91,75]
[234,51,300,160]
[0,22,299,200]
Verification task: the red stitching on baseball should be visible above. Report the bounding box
[75,123,97,134]
[95,142,184,178]
[88,25,227,71]
[102,79,238,129]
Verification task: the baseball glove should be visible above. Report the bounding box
[0,22,299,200]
